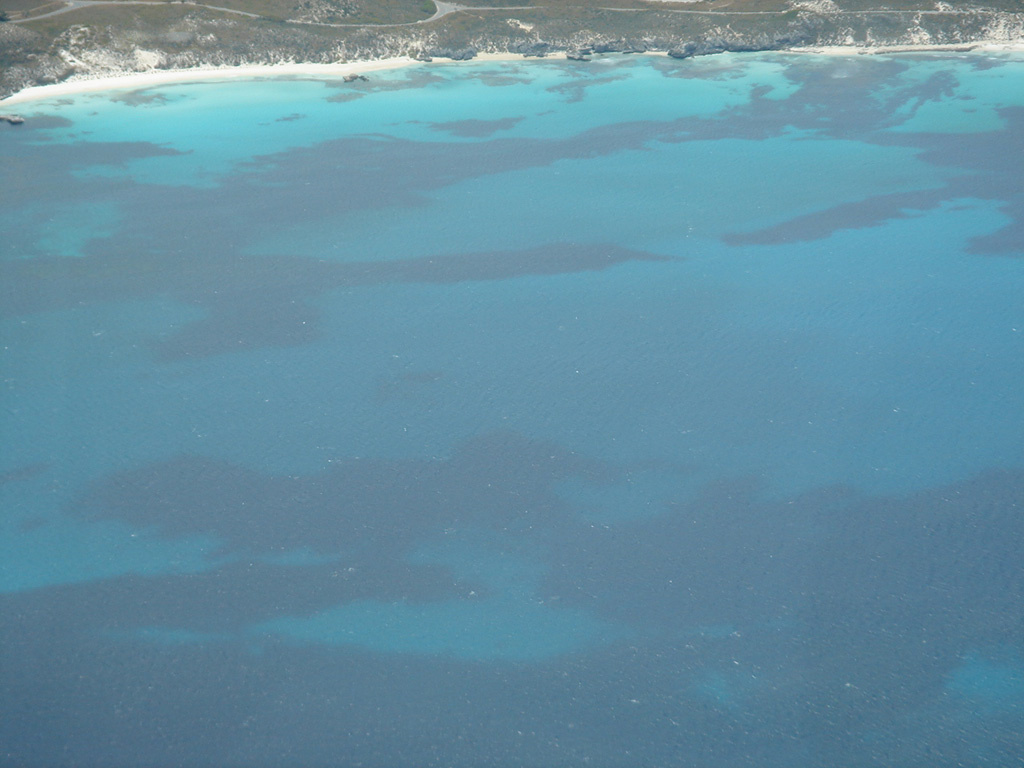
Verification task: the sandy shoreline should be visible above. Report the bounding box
[790,41,1024,56]
[0,57,424,106]
[1,43,1022,107]
[0,52,578,106]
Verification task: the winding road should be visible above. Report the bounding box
[9,0,1008,28]
[12,0,262,22]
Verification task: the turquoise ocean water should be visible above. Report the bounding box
[1,52,1023,765]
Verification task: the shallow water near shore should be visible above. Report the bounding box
[2,52,1023,766]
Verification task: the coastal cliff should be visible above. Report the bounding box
[2,1,1023,101]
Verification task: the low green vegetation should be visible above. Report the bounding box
[1,0,1022,100]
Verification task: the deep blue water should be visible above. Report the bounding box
[1,52,1023,766]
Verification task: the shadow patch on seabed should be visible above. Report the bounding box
[0,242,671,358]
[1,445,1022,766]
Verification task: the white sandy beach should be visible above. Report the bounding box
[0,52,571,107]
[0,57,421,106]
[790,41,1024,56]
[1,43,1022,107]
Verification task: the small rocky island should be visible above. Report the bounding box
[1,0,1023,100]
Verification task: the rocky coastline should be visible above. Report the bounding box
[2,2,1023,102]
